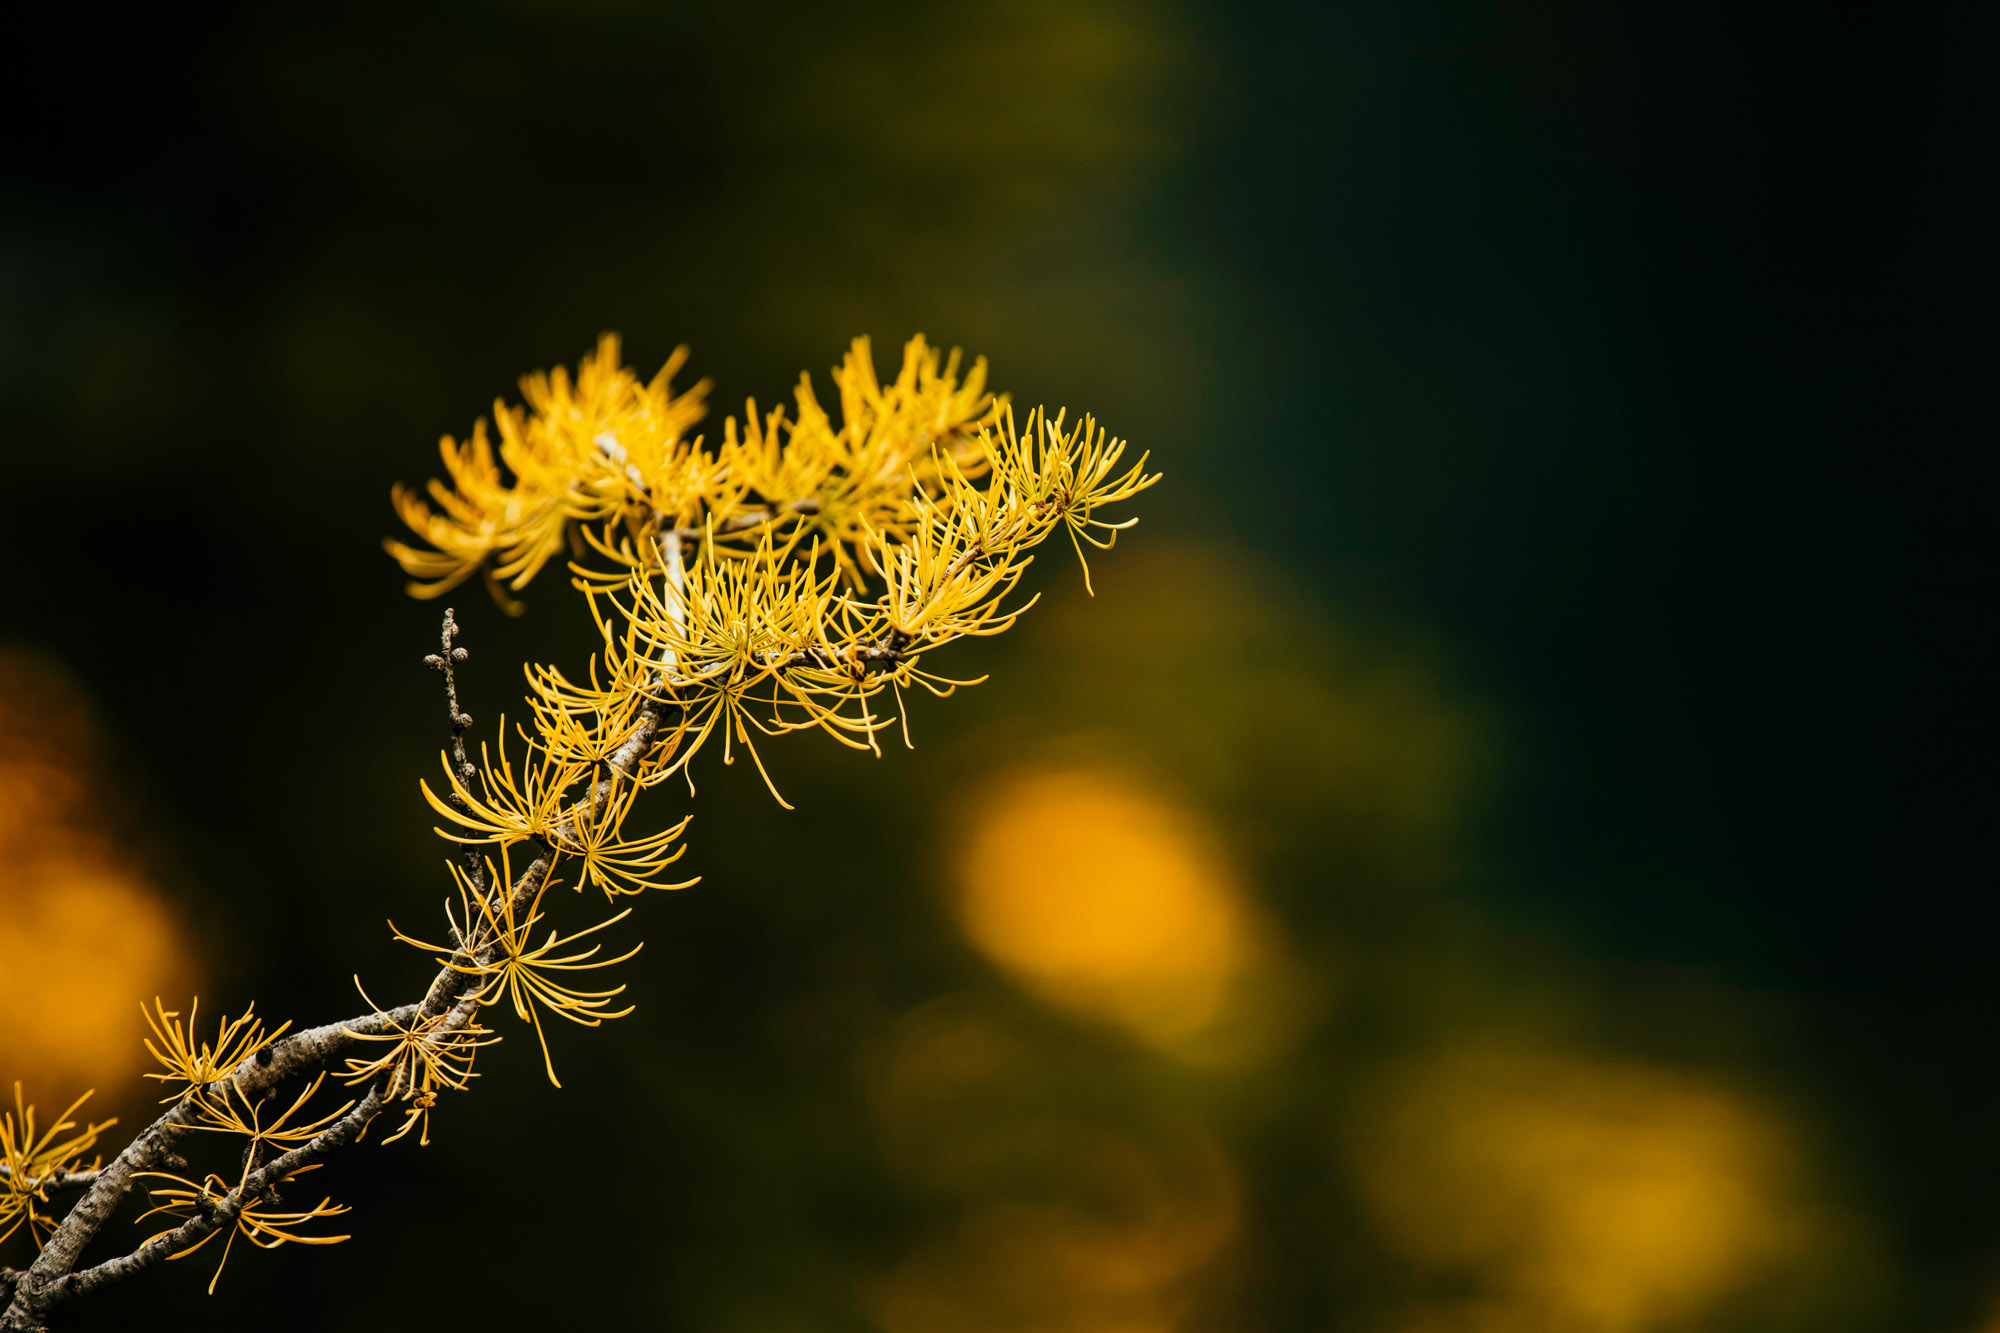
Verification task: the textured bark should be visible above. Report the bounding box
[58,1088,384,1305]
[0,1172,95,1193]
[1,1011,412,1330]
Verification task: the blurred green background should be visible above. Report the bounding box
[0,2,1989,1329]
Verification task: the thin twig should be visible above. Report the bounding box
[423,608,486,888]
[59,1088,385,1306]
[2,1010,414,1330]
[0,1169,97,1192]
[4,597,685,1328]
[2,609,664,1328]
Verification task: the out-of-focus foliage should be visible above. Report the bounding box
[0,655,193,1100]
[954,767,1284,1060]
[1347,1048,1834,1331]
[876,546,1883,1333]
[868,994,1240,1333]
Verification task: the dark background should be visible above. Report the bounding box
[1,2,1991,1329]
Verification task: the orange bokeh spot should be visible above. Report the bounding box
[0,653,194,1100]
[953,767,1278,1059]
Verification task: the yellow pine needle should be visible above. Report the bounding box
[558,773,697,899]
[421,724,583,847]
[339,979,500,1146]
[375,332,1152,1141]
[141,999,290,1105]
[189,1072,354,1150]
[386,334,711,603]
[137,1166,351,1294]
[2,1084,117,1249]
[391,849,638,1088]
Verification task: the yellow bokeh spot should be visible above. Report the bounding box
[870,996,1239,1333]
[1349,1048,1812,1331]
[0,652,194,1099]
[953,767,1286,1061]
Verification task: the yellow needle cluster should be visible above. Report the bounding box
[386,339,713,610]
[391,849,639,1088]
[188,1074,353,1152]
[0,333,1153,1305]
[137,1164,350,1295]
[386,333,1009,610]
[395,335,1154,798]
[1,1084,115,1249]
[603,399,1153,796]
[380,332,1157,1086]
[338,980,499,1147]
[140,1000,288,1105]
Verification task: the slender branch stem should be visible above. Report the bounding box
[0,1169,97,1192]
[0,607,672,1329]
[59,1088,385,1306]
[424,609,487,891]
[1,1010,413,1330]
[751,637,911,674]
[4,586,688,1328]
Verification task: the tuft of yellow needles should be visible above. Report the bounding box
[0,333,1153,1310]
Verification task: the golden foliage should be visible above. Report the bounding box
[0,333,1148,1301]
[189,1073,353,1153]
[1,1084,115,1249]
[339,979,500,1147]
[391,849,639,1088]
[385,336,713,608]
[140,999,288,1105]
[379,333,1153,1087]
[137,1165,351,1295]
